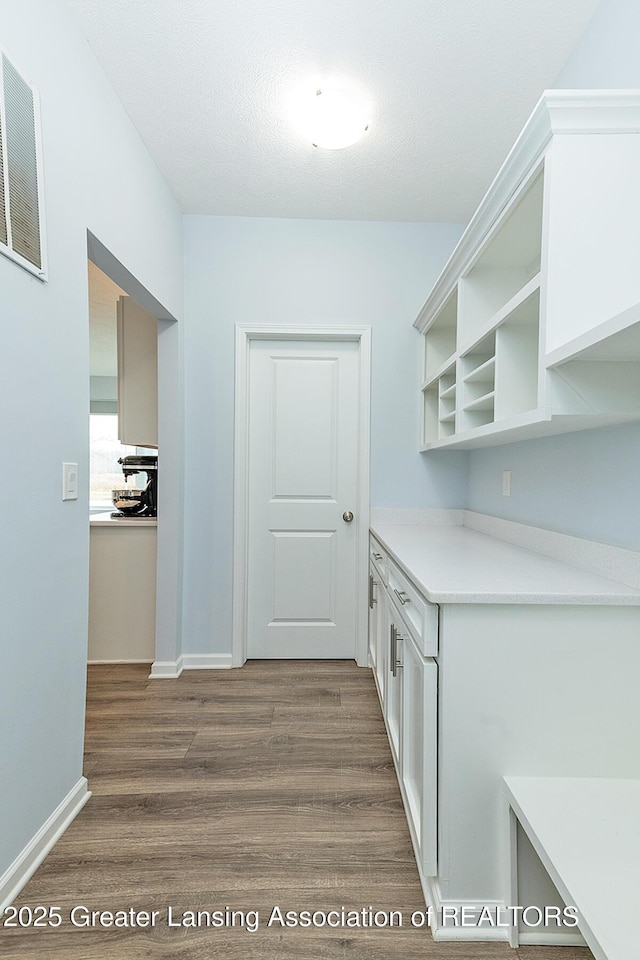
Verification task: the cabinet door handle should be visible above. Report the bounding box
[369,574,377,609]
[390,623,402,677]
[390,623,396,677]
[394,588,410,605]
[373,552,383,560]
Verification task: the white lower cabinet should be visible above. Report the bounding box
[373,596,386,704]
[369,541,388,706]
[400,633,437,878]
[383,586,438,880]
[89,520,157,661]
[369,530,640,945]
[368,564,378,670]
[384,602,403,767]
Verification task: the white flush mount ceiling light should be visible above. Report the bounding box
[293,86,370,150]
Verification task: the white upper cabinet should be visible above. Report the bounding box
[117,296,158,448]
[416,90,640,450]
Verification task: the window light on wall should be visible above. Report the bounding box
[0,46,47,279]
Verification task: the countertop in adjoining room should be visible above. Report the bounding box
[90,511,157,527]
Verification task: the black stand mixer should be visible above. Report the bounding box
[111,455,158,518]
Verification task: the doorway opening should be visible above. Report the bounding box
[87,261,158,665]
[85,231,183,677]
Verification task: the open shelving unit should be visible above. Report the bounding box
[419,168,544,448]
[423,289,457,381]
[460,333,496,432]
[422,362,457,444]
[458,171,543,351]
[415,90,640,451]
[494,287,540,422]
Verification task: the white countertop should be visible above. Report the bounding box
[504,776,640,960]
[371,523,640,604]
[90,511,157,527]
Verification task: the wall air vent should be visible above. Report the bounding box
[0,47,46,279]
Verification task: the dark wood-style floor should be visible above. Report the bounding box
[2,661,593,959]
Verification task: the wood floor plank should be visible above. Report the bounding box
[83,729,197,761]
[84,759,404,796]
[2,660,590,960]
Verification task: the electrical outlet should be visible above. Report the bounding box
[502,469,511,497]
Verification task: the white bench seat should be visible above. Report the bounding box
[504,776,640,960]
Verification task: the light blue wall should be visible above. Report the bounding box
[182,216,465,653]
[555,0,640,87]
[0,0,182,882]
[465,0,640,550]
[467,423,640,549]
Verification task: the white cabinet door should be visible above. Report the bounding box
[374,574,387,705]
[368,564,378,669]
[402,636,438,877]
[369,562,387,704]
[385,602,403,767]
[117,296,158,448]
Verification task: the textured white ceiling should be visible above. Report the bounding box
[66,0,601,222]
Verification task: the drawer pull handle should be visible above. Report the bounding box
[394,588,410,605]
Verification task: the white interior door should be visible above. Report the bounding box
[246,338,361,659]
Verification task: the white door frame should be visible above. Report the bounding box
[233,324,371,668]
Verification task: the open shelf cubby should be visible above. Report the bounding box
[424,289,457,381]
[459,333,495,431]
[494,287,540,421]
[422,384,439,446]
[438,364,457,431]
[459,402,494,432]
[458,170,543,348]
[422,363,458,444]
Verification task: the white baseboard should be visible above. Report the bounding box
[0,778,91,911]
[423,880,510,942]
[419,879,585,946]
[149,654,234,678]
[149,656,184,679]
[182,653,233,670]
[519,930,586,946]
[88,659,153,665]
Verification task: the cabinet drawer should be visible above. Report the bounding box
[370,535,387,583]
[388,557,438,657]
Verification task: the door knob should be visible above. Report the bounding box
[342,511,354,523]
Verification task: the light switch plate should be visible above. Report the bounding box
[62,462,78,500]
[502,469,511,497]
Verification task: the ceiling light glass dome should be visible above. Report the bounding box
[293,86,370,150]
